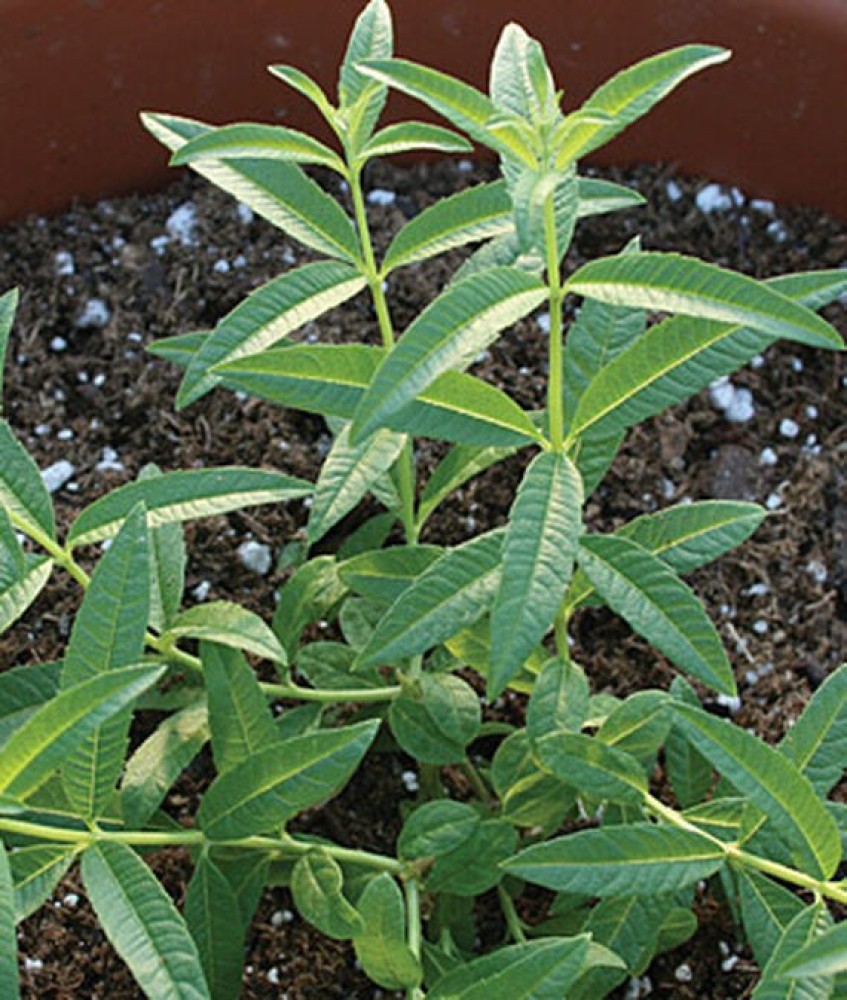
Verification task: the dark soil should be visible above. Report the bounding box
[1,156,845,998]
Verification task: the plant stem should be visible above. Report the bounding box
[404,878,426,1000]
[543,192,565,453]
[348,161,419,545]
[459,758,495,807]
[498,884,527,943]
[644,794,847,906]
[0,816,405,874]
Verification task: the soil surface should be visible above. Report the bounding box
[1,156,845,999]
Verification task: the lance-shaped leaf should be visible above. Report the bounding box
[0,288,18,416]
[61,504,151,818]
[577,177,646,217]
[199,719,379,839]
[356,529,504,668]
[338,545,442,605]
[664,677,712,808]
[138,464,186,631]
[267,64,337,123]
[567,500,766,610]
[349,267,546,443]
[490,22,557,124]
[82,840,210,1000]
[534,731,648,805]
[578,534,735,695]
[779,664,847,797]
[121,699,210,828]
[361,121,472,160]
[353,873,422,990]
[778,921,847,980]
[673,702,842,879]
[426,818,517,896]
[417,443,514,528]
[566,252,842,350]
[556,46,730,164]
[141,112,361,263]
[597,690,671,759]
[0,505,25,589]
[489,452,583,698]
[0,664,164,799]
[738,870,806,969]
[0,557,52,637]
[753,904,832,999]
[291,850,364,940]
[526,658,590,742]
[0,661,61,750]
[10,844,75,922]
[338,0,393,143]
[166,601,287,666]
[398,800,481,860]
[273,555,347,658]
[176,261,366,408]
[308,425,406,545]
[218,343,541,448]
[0,420,56,541]
[567,269,847,440]
[201,642,278,774]
[67,467,311,547]
[359,57,502,147]
[0,842,18,1000]
[170,122,346,173]
[505,824,725,895]
[428,937,604,1000]
[382,180,511,273]
[492,731,575,830]
[184,852,245,1000]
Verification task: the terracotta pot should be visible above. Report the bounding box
[1,0,844,223]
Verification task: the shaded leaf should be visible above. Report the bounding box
[184,852,246,1000]
[0,419,56,541]
[167,602,287,666]
[389,673,481,764]
[291,850,364,940]
[0,841,18,1000]
[10,844,75,922]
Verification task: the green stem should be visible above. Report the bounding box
[348,161,419,545]
[404,878,426,1000]
[498,884,527,943]
[644,794,847,906]
[543,192,565,454]
[459,758,495,808]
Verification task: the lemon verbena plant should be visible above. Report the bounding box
[1,2,846,996]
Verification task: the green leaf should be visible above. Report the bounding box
[272,555,347,658]
[201,642,278,774]
[362,121,472,160]
[417,443,514,529]
[566,252,842,350]
[10,844,75,922]
[0,664,164,799]
[382,180,511,273]
[139,465,186,631]
[167,601,287,666]
[0,661,61,750]
[67,467,311,547]
[577,177,646,217]
[0,557,52,637]
[0,289,18,417]
[82,840,210,1000]
[350,267,547,443]
[359,58,501,147]
[389,673,481,764]
[297,640,385,691]
[535,731,648,804]
[780,664,847,796]
[0,841,19,1000]
[219,343,542,448]
[141,112,361,263]
[352,873,421,990]
[753,903,832,999]
[338,545,442,604]
[291,850,365,940]
[779,922,847,980]
[199,720,379,839]
[0,419,56,541]
[738,869,806,969]
[308,425,405,544]
[490,23,557,125]
[121,699,210,828]
[673,702,842,879]
[61,505,151,818]
[492,729,575,830]
[338,0,393,142]
[597,690,671,759]
[489,452,583,697]
[0,505,25,589]
[427,817,517,896]
[176,261,366,408]
[184,852,244,1000]
[268,64,337,123]
[398,800,481,860]
[357,529,503,668]
[170,122,346,173]
[506,824,725,895]
[578,534,734,695]
[428,937,597,1000]
[567,269,847,440]
[526,658,590,742]
[557,45,730,164]
[664,677,713,807]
